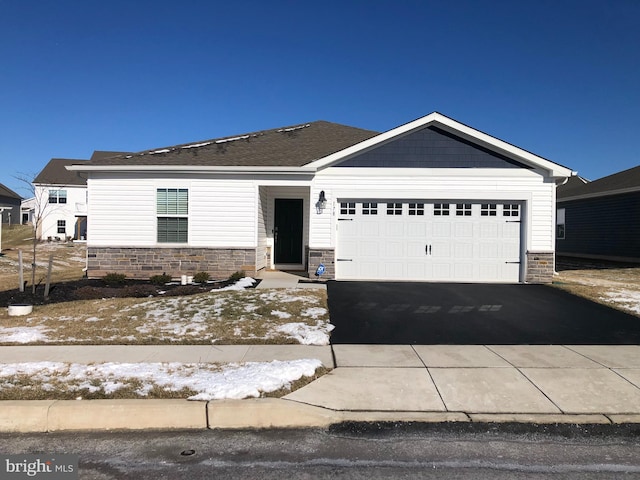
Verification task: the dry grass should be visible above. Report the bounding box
[0,364,328,400]
[0,224,86,292]
[554,262,640,316]
[0,288,331,345]
[0,374,200,400]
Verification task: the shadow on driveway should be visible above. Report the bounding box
[327,282,640,345]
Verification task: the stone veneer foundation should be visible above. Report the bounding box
[90,246,554,283]
[87,247,256,279]
[307,248,335,279]
[525,251,555,283]
[306,248,555,284]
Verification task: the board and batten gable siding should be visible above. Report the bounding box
[87,175,257,248]
[557,191,640,260]
[309,168,555,252]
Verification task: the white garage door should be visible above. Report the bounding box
[336,201,522,282]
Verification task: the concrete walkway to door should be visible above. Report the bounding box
[255,271,327,289]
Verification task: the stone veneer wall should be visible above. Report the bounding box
[525,251,554,283]
[87,247,257,279]
[307,248,335,279]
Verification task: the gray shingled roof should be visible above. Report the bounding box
[558,165,640,199]
[34,159,88,186]
[0,183,21,199]
[90,151,132,161]
[85,121,379,167]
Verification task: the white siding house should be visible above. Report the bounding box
[33,159,88,241]
[68,113,574,283]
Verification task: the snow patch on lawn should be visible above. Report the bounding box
[601,290,640,314]
[302,307,327,319]
[0,326,50,343]
[275,322,335,345]
[0,359,323,400]
[213,277,256,291]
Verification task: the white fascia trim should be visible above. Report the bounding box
[66,165,317,175]
[307,112,576,178]
[558,186,640,202]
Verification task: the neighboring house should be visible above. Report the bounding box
[68,112,574,283]
[0,183,22,224]
[33,158,88,241]
[33,152,129,241]
[557,165,640,262]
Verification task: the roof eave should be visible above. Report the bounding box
[558,185,640,202]
[66,165,317,175]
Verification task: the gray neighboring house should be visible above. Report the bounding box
[556,165,640,262]
[0,183,22,224]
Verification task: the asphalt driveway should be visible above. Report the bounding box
[327,282,640,345]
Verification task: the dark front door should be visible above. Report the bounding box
[274,199,303,264]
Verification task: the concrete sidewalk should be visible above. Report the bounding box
[286,344,640,422]
[1,344,640,432]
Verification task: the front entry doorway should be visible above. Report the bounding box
[274,198,303,265]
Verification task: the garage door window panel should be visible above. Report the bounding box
[362,202,378,215]
[408,203,425,215]
[481,204,497,216]
[340,202,356,215]
[456,203,472,216]
[503,204,519,217]
[434,203,450,216]
[387,203,402,215]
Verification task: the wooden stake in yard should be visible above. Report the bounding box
[18,249,24,292]
[44,253,53,299]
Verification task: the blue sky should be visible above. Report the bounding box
[1,0,638,197]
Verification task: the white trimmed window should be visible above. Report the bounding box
[49,189,67,204]
[557,208,565,240]
[157,188,188,243]
[57,220,66,234]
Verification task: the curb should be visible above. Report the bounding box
[1,399,639,432]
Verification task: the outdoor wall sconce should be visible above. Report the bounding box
[316,190,327,214]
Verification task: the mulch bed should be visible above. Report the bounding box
[0,278,244,308]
